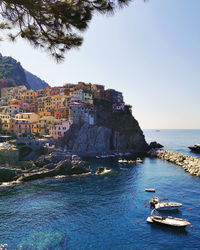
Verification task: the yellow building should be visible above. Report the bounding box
[50,95,66,109]
[1,86,27,100]
[19,90,37,103]
[32,116,59,135]
[37,97,51,117]
[15,113,40,123]
[0,114,11,131]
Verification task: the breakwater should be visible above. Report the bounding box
[156,150,200,177]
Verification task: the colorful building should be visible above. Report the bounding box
[32,116,59,135]
[0,114,11,131]
[49,120,71,139]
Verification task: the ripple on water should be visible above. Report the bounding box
[0,139,200,249]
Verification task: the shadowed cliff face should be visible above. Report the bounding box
[60,100,148,155]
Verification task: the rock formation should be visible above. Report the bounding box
[61,101,148,155]
[156,150,200,177]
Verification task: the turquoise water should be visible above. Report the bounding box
[0,130,200,249]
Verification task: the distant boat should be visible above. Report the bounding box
[188,144,200,153]
[154,202,182,211]
[118,159,128,164]
[145,188,156,192]
[136,158,143,163]
[147,214,190,228]
[155,130,160,132]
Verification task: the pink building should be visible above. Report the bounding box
[49,120,71,139]
[10,119,33,136]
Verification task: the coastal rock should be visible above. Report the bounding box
[60,101,148,156]
[149,141,164,149]
[61,124,148,156]
[34,152,72,168]
[43,163,55,170]
[156,150,200,177]
[34,155,52,168]
[17,159,90,182]
[95,167,112,175]
[0,168,18,182]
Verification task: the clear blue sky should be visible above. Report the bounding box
[1,0,200,129]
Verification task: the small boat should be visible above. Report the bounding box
[136,157,143,163]
[149,197,159,206]
[188,144,200,153]
[145,188,156,192]
[147,215,190,228]
[147,209,190,228]
[155,202,182,211]
[118,159,128,164]
[128,160,136,163]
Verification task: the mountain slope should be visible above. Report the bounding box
[25,71,50,91]
[0,53,30,89]
[0,53,50,90]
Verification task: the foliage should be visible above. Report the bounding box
[0,53,29,87]
[0,0,132,61]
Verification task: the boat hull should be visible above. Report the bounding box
[147,216,190,228]
[155,206,181,211]
[155,202,182,211]
[145,189,155,192]
[188,146,200,153]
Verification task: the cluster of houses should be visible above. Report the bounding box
[0,82,125,139]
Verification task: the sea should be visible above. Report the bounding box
[0,130,200,250]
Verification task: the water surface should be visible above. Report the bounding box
[0,130,200,249]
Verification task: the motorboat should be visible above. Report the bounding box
[188,144,200,153]
[136,157,143,163]
[149,197,159,206]
[154,202,182,211]
[147,209,190,228]
[118,159,128,164]
[147,215,190,228]
[145,188,156,192]
[149,197,182,210]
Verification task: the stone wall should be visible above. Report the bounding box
[156,150,200,177]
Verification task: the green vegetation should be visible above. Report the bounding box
[0,53,29,87]
[0,0,131,61]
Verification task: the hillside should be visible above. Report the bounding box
[0,53,50,90]
[25,71,50,91]
[0,53,29,89]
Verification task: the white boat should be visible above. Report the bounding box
[136,157,143,163]
[155,202,182,211]
[149,197,159,205]
[145,188,156,192]
[118,159,128,164]
[147,215,190,228]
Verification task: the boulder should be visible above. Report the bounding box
[95,167,112,175]
[17,159,90,182]
[149,141,164,149]
[0,168,18,182]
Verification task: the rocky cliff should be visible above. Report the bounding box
[60,100,148,155]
